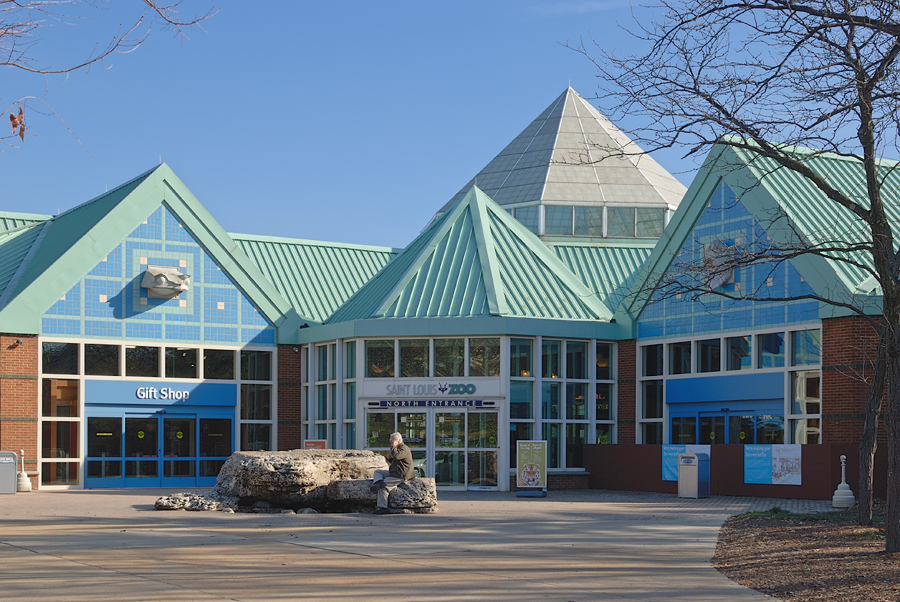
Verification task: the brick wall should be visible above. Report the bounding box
[0,334,39,488]
[821,316,884,445]
[277,345,303,450]
[617,339,636,444]
[509,472,590,491]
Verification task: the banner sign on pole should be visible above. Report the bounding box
[744,444,801,485]
[662,445,711,481]
[516,440,548,496]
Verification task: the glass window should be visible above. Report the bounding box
[87,417,122,457]
[366,340,394,378]
[510,422,534,468]
[790,418,821,444]
[636,208,665,238]
[729,415,755,444]
[42,379,79,417]
[240,423,270,451]
[542,382,560,420]
[241,350,272,381]
[792,371,821,415]
[200,418,232,458]
[672,417,696,444]
[85,344,119,376]
[345,341,356,378]
[596,342,612,380]
[42,421,78,459]
[240,384,271,420]
[668,341,691,374]
[792,329,821,366]
[434,338,464,377]
[543,422,561,469]
[165,348,198,379]
[204,349,234,380]
[574,206,604,237]
[317,346,328,381]
[345,381,356,420]
[399,339,429,377]
[509,381,533,419]
[596,383,612,421]
[757,415,785,444]
[642,380,663,419]
[469,338,500,377]
[642,344,663,377]
[510,338,532,377]
[566,341,587,379]
[544,205,573,236]
[565,423,587,468]
[698,339,721,373]
[759,332,785,368]
[727,336,752,371]
[43,342,78,375]
[366,412,394,448]
[641,422,663,444]
[125,346,158,378]
[596,423,612,444]
[515,206,539,235]
[542,340,560,378]
[607,207,635,237]
[566,383,587,420]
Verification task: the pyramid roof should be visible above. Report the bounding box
[436,88,687,216]
[327,186,613,324]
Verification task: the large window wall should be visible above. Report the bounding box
[39,339,275,487]
[637,326,821,445]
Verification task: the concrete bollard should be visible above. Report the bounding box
[16,449,31,492]
[832,454,854,509]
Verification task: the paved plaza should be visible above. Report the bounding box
[0,488,831,601]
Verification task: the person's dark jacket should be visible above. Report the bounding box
[388,443,415,480]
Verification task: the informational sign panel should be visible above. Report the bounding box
[516,440,547,489]
[744,444,802,485]
[304,440,327,450]
[662,445,711,481]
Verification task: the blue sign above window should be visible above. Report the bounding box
[85,380,237,407]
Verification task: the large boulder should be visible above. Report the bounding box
[214,449,387,510]
[325,478,438,513]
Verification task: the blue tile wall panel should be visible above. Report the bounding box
[636,181,820,340]
[40,202,275,347]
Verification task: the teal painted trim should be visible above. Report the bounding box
[230,232,402,254]
[469,187,507,316]
[0,210,52,222]
[373,196,469,318]
[295,316,621,345]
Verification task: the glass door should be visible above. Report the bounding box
[699,413,726,445]
[124,415,160,487]
[162,416,197,487]
[466,412,498,489]
[86,416,124,488]
[434,412,465,488]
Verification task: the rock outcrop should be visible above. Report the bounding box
[155,449,438,514]
[213,449,387,510]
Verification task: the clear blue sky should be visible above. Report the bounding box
[3,1,695,248]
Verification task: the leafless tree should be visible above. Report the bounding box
[1,0,216,147]
[571,0,900,551]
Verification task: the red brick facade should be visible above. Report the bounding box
[616,339,636,444]
[821,316,885,445]
[0,334,39,488]
[277,345,304,450]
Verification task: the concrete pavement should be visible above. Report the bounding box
[0,488,829,601]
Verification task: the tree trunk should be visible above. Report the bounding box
[884,350,900,553]
[859,345,886,526]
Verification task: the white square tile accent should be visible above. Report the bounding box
[217,301,225,310]
[179,259,187,268]
[140,257,148,265]
[101,256,107,262]
[179,299,187,308]
[98,294,107,303]
[143,219,148,224]
[60,295,66,301]
[140,298,148,305]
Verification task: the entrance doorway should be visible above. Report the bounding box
[85,412,233,488]
[365,409,499,490]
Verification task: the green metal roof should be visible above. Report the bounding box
[231,234,398,324]
[616,141,900,330]
[551,243,654,312]
[0,211,51,233]
[326,186,613,324]
[0,165,306,339]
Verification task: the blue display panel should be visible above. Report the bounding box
[85,380,238,407]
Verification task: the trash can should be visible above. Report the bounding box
[677,452,709,498]
[0,451,18,494]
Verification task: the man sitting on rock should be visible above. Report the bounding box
[370,432,415,514]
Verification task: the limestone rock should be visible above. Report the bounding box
[214,449,387,510]
[390,478,437,511]
[154,491,237,511]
